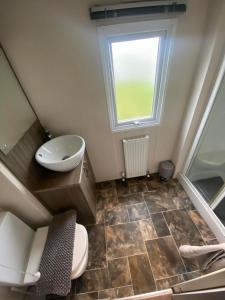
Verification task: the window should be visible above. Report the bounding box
[98,19,175,131]
[112,36,159,122]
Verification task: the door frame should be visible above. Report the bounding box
[182,52,225,176]
[172,268,225,293]
[178,173,225,242]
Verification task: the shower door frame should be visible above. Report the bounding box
[178,53,225,242]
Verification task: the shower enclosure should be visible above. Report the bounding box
[180,56,225,241]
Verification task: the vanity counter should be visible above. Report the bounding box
[33,152,96,225]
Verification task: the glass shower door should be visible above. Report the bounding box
[186,72,225,224]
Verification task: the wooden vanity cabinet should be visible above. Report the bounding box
[33,153,96,225]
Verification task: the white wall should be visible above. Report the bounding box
[0,0,211,182]
[0,162,52,228]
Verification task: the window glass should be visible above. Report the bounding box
[98,19,174,131]
[111,37,159,122]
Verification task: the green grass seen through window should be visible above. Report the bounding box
[115,80,154,121]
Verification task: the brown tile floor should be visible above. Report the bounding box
[71,175,217,299]
[39,175,217,300]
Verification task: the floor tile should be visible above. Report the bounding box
[188,210,215,241]
[167,179,184,192]
[47,296,69,300]
[98,286,134,299]
[168,181,194,210]
[206,239,219,245]
[127,202,150,221]
[96,191,118,211]
[146,236,186,280]
[163,210,205,248]
[96,193,106,224]
[144,192,176,213]
[139,219,157,240]
[116,180,130,196]
[146,177,162,191]
[129,181,148,193]
[98,289,116,300]
[147,177,176,192]
[181,257,200,272]
[108,257,131,288]
[71,292,98,300]
[174,182,189,195]
[70,279,76,295]
[118,193,144,206]
[104,196,119,210]
[96,196,104,222]
[86,225,107,269]
[128,176,147,183]
[106,222,145,259]
[156,275,183,290]
[146,178,194,211]
[105,206,129,226]
[97,187,117,199]
[96,195,104,211]
[80,177,209,297]
[114,286,134,298]
[147,175,184,196]
[76,268,110,293]
[174,193,195,211]
[96,209,105,225]
[182,271,201,281]
[151,213,170,237]
[128,254,156,294]
[97,181,115,190]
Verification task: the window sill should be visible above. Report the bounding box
[111,120,160,132]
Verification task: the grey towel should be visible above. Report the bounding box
[179,244,225,258]
[36,210,77,296]
[179,244,225,275]
[201,250,225,274]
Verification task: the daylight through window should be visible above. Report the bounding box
[98,20,174,131]
[111,37,159,122]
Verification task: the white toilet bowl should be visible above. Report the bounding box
[25,223,88,283]
[0,211,88,286]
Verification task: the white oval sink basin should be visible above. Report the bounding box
[35,135,85,172]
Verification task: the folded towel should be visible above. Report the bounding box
[179,243,225,258]
[36,210,77,296]
[202,250,225,273]
[179,243,225,274]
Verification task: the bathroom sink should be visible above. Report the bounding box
[35,135,85,172]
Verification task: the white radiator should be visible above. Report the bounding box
[123,135,149,178]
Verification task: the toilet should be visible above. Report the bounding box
[0,211,88,286]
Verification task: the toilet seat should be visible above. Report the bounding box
[71,224,88,279]
[24,223,88,284]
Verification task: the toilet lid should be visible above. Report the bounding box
[24,223,88,284]
[72,224,88,272]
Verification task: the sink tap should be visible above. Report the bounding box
[45,129,54,140]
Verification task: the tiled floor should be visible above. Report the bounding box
[72,175,217,300]
[29,175,217,300]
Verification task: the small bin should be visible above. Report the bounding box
[159,160,174,181]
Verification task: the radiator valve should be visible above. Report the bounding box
[121,171,126,182]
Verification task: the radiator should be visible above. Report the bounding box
[123,135,149,178]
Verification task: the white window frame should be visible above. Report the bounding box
[98,19,176,132]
